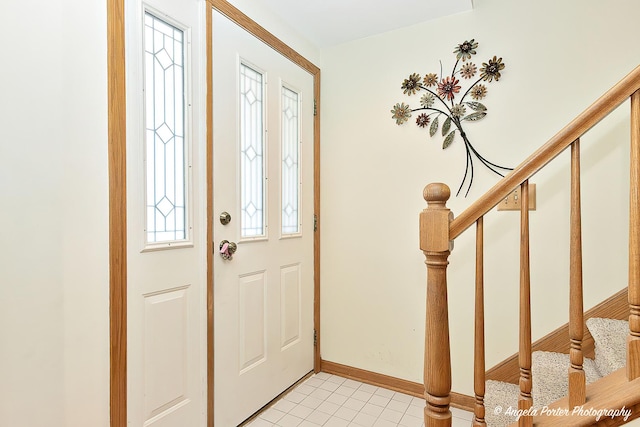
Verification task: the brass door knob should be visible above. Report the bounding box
[219,240,237,260]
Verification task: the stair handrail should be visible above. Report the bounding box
[450,64,640,240]
[421,64,640,427]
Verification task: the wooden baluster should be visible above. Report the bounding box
[629,90,640,380]
[473,217,486,427]
[569,139,586,406]
[518,181,533,427]
[421,183,453,427]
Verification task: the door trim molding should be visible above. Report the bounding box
[107,0,127,425]
[206,1,322,425]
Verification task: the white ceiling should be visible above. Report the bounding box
[260,0,474,48]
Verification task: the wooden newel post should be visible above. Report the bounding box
[421,183,453,427]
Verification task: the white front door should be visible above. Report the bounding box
[126,0,206,426]
[212,10,316,426]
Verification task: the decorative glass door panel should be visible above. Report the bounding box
[239,63,266,239]
[144,12,189,245]
[281,86,301,236]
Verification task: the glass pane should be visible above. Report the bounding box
[144,12,187,243]
[240,63,266,238]
[281,87,300,235]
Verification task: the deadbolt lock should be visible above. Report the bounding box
[220,211,231,225]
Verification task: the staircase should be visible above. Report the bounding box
[485,318,629,427]
[419,64,640,427]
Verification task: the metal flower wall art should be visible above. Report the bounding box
[391,39,512,196]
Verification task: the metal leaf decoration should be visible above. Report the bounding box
[390,39,512,196]
[443,130,456,149]
[463,112,487,121]
[465,101,487,112]
[442,116,452,136]
[429,116,439,137]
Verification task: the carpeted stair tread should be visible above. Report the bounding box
[481,317,628,426]
[484,353,601,426]
[485,379,520,427]
[531,350,601,409]
[586,317,628,376]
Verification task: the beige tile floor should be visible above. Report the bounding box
[245,372,473,427]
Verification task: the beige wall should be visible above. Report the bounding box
[320,0,640,394]
[0,0,109,425]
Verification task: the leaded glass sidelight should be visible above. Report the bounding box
[281,86,301,235]
[239,63,266,238]
[144,12,188,244]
